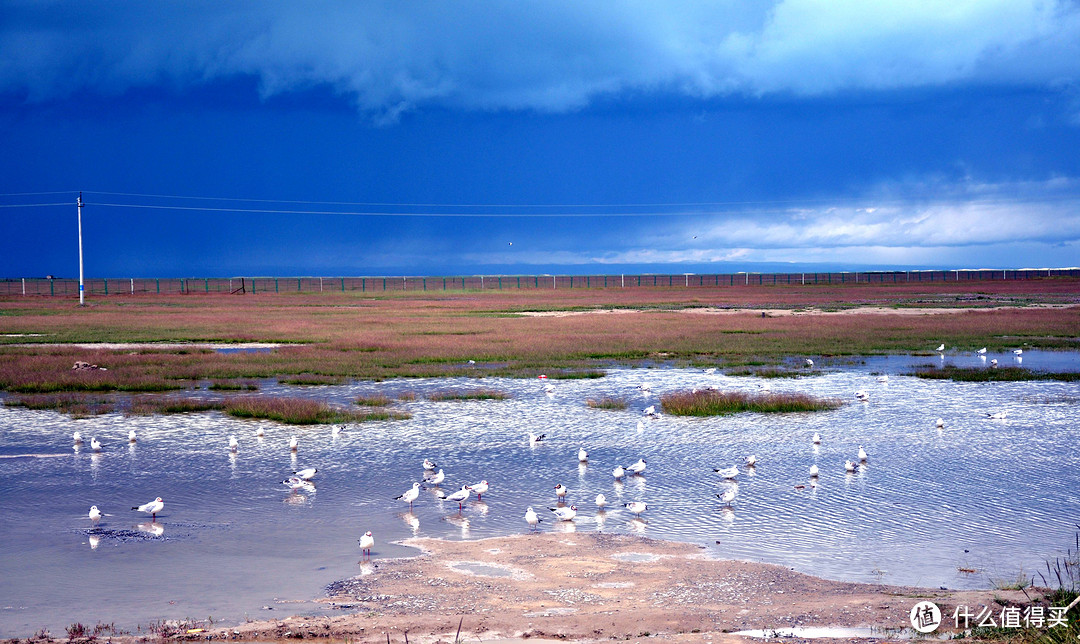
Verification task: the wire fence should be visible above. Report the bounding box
[2,268,1078,297]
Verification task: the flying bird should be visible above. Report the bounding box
[395,482,421,508]
[132,497,164,519]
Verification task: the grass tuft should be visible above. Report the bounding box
[911,366,1080,382]
[426,388,509,402]
[660,389,842,416]
[586,396,628,410]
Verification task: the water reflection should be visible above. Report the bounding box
[137,521,164,537]
[88,534,100,550]
[2,358,1080,635]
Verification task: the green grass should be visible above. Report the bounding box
[911,366,1080,382]
[222,396,409,424]
[3,393,115,417]
[660,389,843,416]
[426,388,510,402]
[277,374,348,386]
[586,396,628,410]
[208,380,259,391]
[355,394,393,407]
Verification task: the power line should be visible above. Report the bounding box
[0,202,70,208]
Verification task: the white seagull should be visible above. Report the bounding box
[625,458,647,475]
[936,417,945,428]
[132,497,164,519]
[595,493,607,509]
[442,485,471,509]
[525,506,541,530]
[332,425,344,437]
[1013,348,1023,355]
[854,390,869,402]
[624,501,648,516]
[543,383,556,394]
[988,410,1008,420]
[528,432,546,444]
[426,468,445,485]
[423,458,438,471]
[643,405,656,416]
[717,488,736,506]
[704,367,717,374]
[714,465,739,479]
[554,483,568,499]
[73,431,83,444]
[88,505,102,525]
[745,455,757,467]
[289,436,298,452]
[844,460,858,473]
[395,482,421,507]
[612,465,625,480]
[877,375,889,383]
[293,467,317,480]
[577,447,589,463]
[282,476,312,490]
[809,464,819,477]
[229,435,239,451]
[549,505,577,521]
[256,426,265,437]
[936,343,945,352]
[812,432,821,445]
[358,530,374,557]
[639,382,652,392]
[468,480,489,500]
[90,437,102,452]
[976,347,987,355]
[805,358,814,367]
[128,429,137,443]
[858,446,868,461]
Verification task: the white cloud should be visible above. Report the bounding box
[2,1,1080,114]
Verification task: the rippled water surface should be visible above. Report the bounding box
[2,351,1079,636]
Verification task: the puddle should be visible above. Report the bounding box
[612,552,660,563]
[522,607,578,617]
[446,560,528,579]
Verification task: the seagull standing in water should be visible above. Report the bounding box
[88,505,102,525]
[442,485,471,510]
[425,468,445,486]
[577,447,589,463]
[395,482,421,508]
[549,505,577,521]
[936,343,945,352]
[128,429,137,443]
[90,437,102,452]
[468,480,489,500]
[73,431,83,444]
[612,465,626,480]
[717,488,736,506]
[229,435,239,452]
[976,347,987,355]
[745,455,757,467]
[809,464,819,478]
[624,501,648,517]
[714,465,739,479]
[988,410,1008,420]
[1013,348,1023,355]
[422,458,438,471]
[132,497,164,519]
[595,493,607,509]
[358,531,374,557]
[812,432,821,445]
[858,446,868,462]
[625,458,647,475]
[525,506,541,530]
[936,418,945,428]
[845,460,858,473]
[554,483,568,500]
[289,436,298,452]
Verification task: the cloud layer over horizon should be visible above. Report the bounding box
[3,1,1080,118]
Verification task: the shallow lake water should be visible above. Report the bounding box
[1,350,1078,636]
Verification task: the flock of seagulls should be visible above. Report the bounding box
[76,344,1025,558]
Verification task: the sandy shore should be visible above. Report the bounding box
[517,303,1076,318]
[197,533,1030,644]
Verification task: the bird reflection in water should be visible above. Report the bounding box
[400,511,420,536]
[443,513,470,538]
[628,517,647,534]
[357,561,375,576]
[88,534,100,550]
[472,500,489,516]
[137,521,164,537]
[554,519,577,534]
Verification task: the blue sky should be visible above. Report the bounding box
[2,1,1080,277]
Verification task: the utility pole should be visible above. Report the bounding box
[77,192,85,306]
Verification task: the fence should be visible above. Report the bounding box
[2,269,1078,297]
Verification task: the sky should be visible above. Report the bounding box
[2,1,1080,278]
